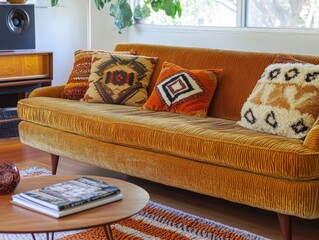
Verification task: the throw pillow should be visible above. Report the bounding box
[238,63,319,139]
[61,49,136,100]
[82,53,158,106]
[142,62,222,117]
[273,54,307,64]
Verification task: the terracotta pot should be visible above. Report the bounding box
[7,0,28,4]
[0,162,20,194]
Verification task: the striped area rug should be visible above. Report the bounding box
[1,167,269,240]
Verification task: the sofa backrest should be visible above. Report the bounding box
[115,43,319,121]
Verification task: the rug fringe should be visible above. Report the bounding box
[20,167,51,178]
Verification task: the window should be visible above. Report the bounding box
[247,0,319,28]
[137,0,238,27]
[136,0,319,29]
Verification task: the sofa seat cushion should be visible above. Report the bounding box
[18,97,319,181]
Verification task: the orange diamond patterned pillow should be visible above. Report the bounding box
[61,49,136,100]
[142,62,222,117]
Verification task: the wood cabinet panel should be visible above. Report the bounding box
[0,53,51,82]
[0,51,53,107]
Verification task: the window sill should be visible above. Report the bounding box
[130,24,319,36]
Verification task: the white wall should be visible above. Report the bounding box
[90,0,127,50]
[36,2,319,85]
[35,0,128,86]
[128,25,319,56]
[35,0,89,85]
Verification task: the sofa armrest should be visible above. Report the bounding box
[29,85,65,98]
[304,120,319,151]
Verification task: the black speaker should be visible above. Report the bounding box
[0,3,35,51]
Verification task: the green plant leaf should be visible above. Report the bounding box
[147,0,181,18]
[134,4,151,20]
[109,0,133,33]
[150,0,161,12]
[161,0,178,18]
[94,0,110,10]
[51,0,182,33]
[51,0,58,7]
[176,1,182,17]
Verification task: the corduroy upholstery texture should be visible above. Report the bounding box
[17,121,319,219]
[18,97,319,180]
[18,43,319,219]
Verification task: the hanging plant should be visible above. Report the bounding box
[51,0,182,33]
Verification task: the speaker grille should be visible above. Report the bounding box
[7,8,30,34]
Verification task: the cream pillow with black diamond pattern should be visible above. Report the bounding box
[238,63,319,139]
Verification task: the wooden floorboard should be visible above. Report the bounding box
[1,137,318,240]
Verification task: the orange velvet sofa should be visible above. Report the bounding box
[17,43,319,239]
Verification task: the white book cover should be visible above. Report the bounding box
[11,193,123,218]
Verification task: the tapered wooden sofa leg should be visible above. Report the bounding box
[50,154,60,175]
[277,213,292,240]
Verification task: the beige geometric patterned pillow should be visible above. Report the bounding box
[238,63,319,139]
[82,53,158,106]
[61,49,135,100]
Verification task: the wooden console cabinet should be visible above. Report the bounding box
[0,51,53,107]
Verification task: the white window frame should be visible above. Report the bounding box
[132,0,319,34]
[237,0,247,27]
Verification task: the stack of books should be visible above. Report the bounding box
[11,177,123,218]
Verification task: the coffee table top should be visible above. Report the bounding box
[0,175,149,233]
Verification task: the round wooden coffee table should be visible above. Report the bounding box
[0,175,149,240]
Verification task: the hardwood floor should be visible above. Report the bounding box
[1,137,319,240]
